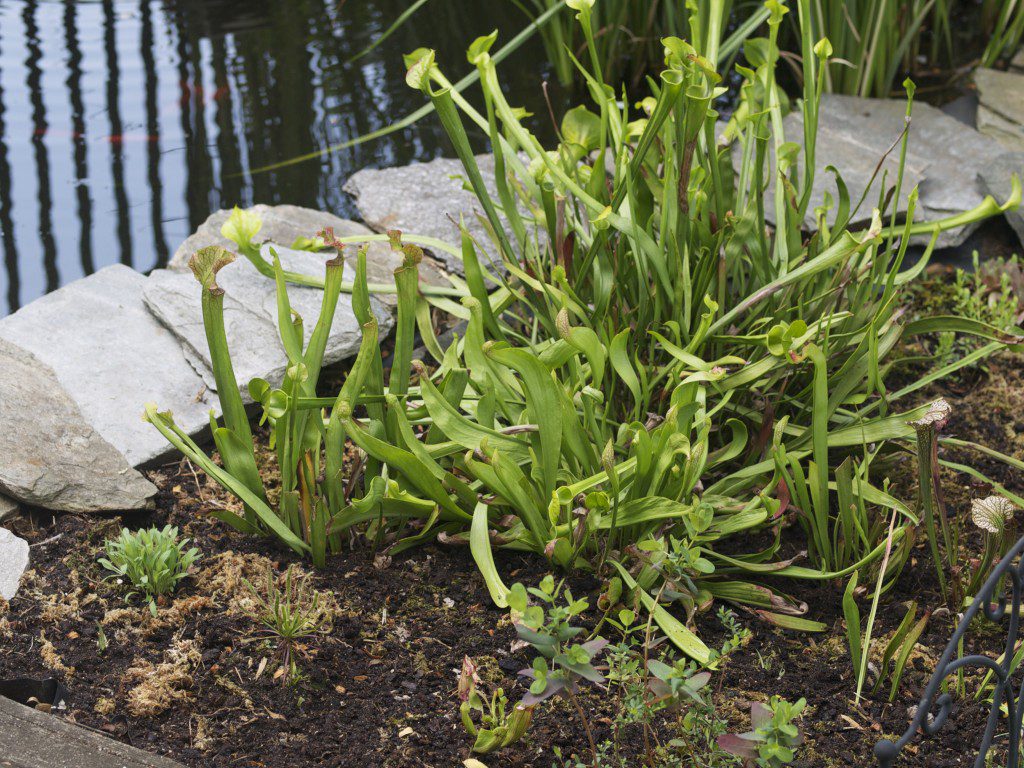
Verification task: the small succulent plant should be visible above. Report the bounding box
[99,526,200,615]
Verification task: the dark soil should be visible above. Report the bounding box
[2,280,1023,768]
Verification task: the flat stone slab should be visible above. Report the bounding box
[975,67,1024,152]
[780,94,1002,247]
[0,337,156,512]
[0,265,218,468]
[0,527,29,600]
[980,150,1024,243]
[167,205,451,311]
[344,155,505,273]
[0,695,185,768]
[169,204,378,269]
[144,246,394,398]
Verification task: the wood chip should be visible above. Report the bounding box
[839,715,864,731]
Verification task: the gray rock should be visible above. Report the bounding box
[980,151,1024,243]
[0,494,17,521]
[144,246,394,398]
[167,204,451,311]
[940,91,978,127]
[0,527,29,601]
[0,265,218,467]
[169,204,379,269]
[769,108,925,230]
[0,337,155,512]
[344,155,505,273]
[975,68,1024,152]
[780,94,1003,247]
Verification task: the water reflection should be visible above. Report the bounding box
[0,0,558,315]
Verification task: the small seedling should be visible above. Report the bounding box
[603,607,733,767]
[509,576,608,765]
[714,607,752,660]
[244,564,330,684]
[99,525,199,615]
[719,696,806,767]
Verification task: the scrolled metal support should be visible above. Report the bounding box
[875,534,1024,767]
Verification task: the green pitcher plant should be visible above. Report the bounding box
[147,0,1024,662]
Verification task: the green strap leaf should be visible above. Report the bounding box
[145,405,309,555]
[471,502,511,608]
[610,561,711,664]
[485,345,563,501]
[417,369,531,462]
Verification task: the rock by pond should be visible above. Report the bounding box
[974,67,1024,152]
[0,336,156,513]
[345,155,504,273]
[166,204,452,311]
[0,265,218,468]
[145,246,394,399]
[168,204,381,270]
[0,203,458,513]
[778,94,1004,248]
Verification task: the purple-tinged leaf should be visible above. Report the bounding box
[717,733,758,759]
[750,701,772,730]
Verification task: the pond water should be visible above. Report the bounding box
[0,0,561,315]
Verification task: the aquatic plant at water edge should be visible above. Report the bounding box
[144,230,394,568]
[389,0,1022,643]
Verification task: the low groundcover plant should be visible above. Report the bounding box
[99,525,200,615]
[243,564,331,685]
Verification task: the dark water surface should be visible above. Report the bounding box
[0,0,559,315]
